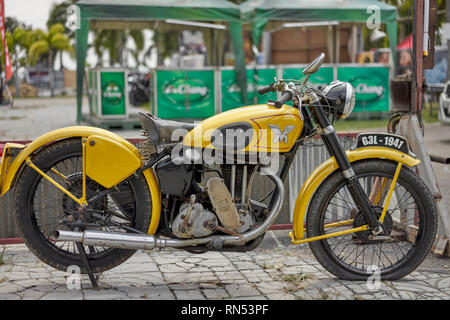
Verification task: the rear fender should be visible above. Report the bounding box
[0,126,162,235]
[0,126,140,196]
[289,147,420,243]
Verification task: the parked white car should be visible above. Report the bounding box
[439,81,450,125]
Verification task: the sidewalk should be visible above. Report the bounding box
[0,230,448,300]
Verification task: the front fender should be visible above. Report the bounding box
[290,147,420,243]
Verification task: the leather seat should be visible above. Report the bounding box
[138,112,195,144]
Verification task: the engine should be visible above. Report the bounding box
[154,157,264,239]
[171,197,218,239]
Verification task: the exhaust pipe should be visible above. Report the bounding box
[54,230,210,250]
[54,167,284,251]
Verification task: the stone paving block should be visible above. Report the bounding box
[197,259,233,268]
[232,261,263,271]
[40,290,83,300]
[254,281,287,294]
[83,288,127,300]
[163,272,217,284]
[224,283,261,298]
[14,278,54,289]
[173,289,205,300]
[266,292,296,300]
[389,281,440,293]
[115,262,159,273]
[333,285,359,299]
[215,271,246,281]
[0,282,22,293]
[5,272,30,281]
[231,295,268,300]
[113,285,175,300]
[293,288,322,300]
[141,285,176,300]
[436,277,450,291]
[202,287,229,300]
[211,266,236,272]
[169,283,204,291]
[17,289,48,300]
[159,264,188,273]
[0,293,21,299]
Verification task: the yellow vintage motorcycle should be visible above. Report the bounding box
[0,54,437,284]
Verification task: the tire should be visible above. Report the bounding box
[14,138,152,273]
[306,159,437,280]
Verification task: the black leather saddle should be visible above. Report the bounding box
[138,112,195,144]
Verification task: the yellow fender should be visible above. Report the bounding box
[290,147,420,243]
[0,126,161,235]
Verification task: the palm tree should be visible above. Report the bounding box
[3,28,29,97]
[27,24,73,97]
[93,29,145,67]
[143,30,180,67]
[3,17,32,97]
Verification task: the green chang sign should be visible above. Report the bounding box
[337,67,389,113]
[156,70,215,119]
[103,81,123,103]
[221,68,277,111]
[100,71,126,116]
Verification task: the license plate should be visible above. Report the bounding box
[356,133,409,153]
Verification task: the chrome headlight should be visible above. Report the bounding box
[323,81,355,119]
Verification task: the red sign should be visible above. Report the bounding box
[0,0,12,83]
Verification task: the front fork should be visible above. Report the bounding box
[310,99,382,233]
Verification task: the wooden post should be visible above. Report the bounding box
[397,115,450,256]
[396,0,450,256]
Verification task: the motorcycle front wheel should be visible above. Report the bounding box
[14,138,153,273]
[306,159,437,280]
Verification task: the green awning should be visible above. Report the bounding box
[75,0,247,123]
[241,0,398,63]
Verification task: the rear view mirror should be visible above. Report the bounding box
[302,53,325,75]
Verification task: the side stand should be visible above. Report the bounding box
[397,114,450,257]
[76,242,99,288]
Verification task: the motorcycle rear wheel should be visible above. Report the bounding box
[306,159,437,280]
[14,138,152,273]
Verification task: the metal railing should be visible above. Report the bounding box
[288,134,358,221]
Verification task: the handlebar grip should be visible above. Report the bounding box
[274,90,294,108]
[257,85,274,95]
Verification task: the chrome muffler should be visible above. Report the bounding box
[54,167,284,251]
[54,229,210,250]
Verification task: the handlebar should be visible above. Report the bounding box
[274,90,294,108]
[257,84,275,95]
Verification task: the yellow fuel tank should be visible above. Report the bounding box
[183,104,303,153]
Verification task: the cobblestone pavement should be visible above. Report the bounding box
[1,98,449,300]
[0,230,448,300]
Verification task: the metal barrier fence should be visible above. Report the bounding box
[0,135,358,238]
[288,134,358,222]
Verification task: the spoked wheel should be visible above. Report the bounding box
[14,139,152,273]
[306,159,437,280]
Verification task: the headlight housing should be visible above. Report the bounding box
[322,81,355,119]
